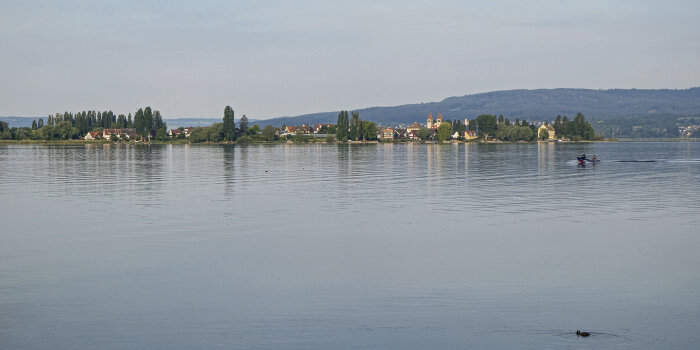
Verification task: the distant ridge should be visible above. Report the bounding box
[261,88,700,126]
[3,88,699,129]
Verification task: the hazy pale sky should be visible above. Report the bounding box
[1,0,699,119]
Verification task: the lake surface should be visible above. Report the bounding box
[1,142,699,349]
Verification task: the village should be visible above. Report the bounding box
[81,112,559,142]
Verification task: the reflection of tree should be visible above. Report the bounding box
[223,145,235,197]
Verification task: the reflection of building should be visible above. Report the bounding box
[538,124,556,140]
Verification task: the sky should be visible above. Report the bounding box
[1,0,699,119]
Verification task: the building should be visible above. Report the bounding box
[103,128,137,140]
[538,124,556,140]
[381,127,394,140]
[84,131,101,140]
[426,113,443,129]
[464,130,477,140]
[313,124,334,133]
[407,122,421,133]
[407,130,420,140]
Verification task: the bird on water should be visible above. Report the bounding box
[576,330,590,337]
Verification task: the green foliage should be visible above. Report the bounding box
[360,120,377,140]
[249,124,260,136]
[223,106,236,141]
[475,114,497,138]
[553,113,596,140]
[325,135,336,142]
[156,127,167,141]
[349,111,361,141]
[417,127,432,141]
[236,135,252,143]
[592,114,700,138]
[261,125,278,141]
[239,114,249,135]
[539,128,549,140]
[336,111,349,141]
[437,122,453,142]
[495,124,534,141]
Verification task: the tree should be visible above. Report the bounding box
[336,110,349,141]
[223,106,235,141]
[361,120,377,140]
[153,110,165,130]
[437,122,453,142]
[156,127,167,141]
[143,107,153,137]
[31,120,37,130]
[262,125,277,141]
[475,114,497,138]
[134,108,144,138]
[349,111,361,141]
[539,128,549,140]
[239,114,249,135]
[37,118,44,128]
[498,115,504,124]
[249,124,260,136]
[417,127,432,141]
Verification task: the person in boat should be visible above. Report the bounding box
[580,154,586,160]
[592,155,597,161]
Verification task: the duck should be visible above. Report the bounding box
[576,330,590,337]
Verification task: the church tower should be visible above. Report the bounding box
[436,113,443,128]
[427,113,434,129]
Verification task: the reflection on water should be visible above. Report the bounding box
[1,142,699,350]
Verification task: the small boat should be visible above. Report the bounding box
[577,156,600,165]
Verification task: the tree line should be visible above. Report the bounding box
[0,107,167,141]
[335,111,377,141]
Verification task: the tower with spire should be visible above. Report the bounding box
[427,113,434,129]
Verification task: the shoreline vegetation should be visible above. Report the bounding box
[0,105,628,145]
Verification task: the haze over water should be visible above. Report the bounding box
[1,142,699,349]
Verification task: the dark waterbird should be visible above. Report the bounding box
[576,330,590,337]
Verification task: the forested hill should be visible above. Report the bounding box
[263,88,700,126]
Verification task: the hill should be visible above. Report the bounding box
[262,88,700,127]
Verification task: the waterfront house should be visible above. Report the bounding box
[407,122,421,133]
[169,129,182,138]
[538,124,556,140]
[464,130,477,140]
[313,124,334,133]
[381,127,395,140]
[407,130,420,140]
[84,131,101,140]
[452,131,460,139]
[103,128,136,140]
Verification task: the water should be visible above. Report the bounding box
[1,142,699,349]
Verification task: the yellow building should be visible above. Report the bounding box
[538,124,556,140]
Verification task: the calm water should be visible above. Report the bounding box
[1,142,699,349]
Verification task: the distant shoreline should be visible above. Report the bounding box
[0,139,634,146]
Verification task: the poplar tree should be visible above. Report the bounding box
[349,111,361,141]
[240,114,249,135]
[223,106,235,141]
[336,110,349,141]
